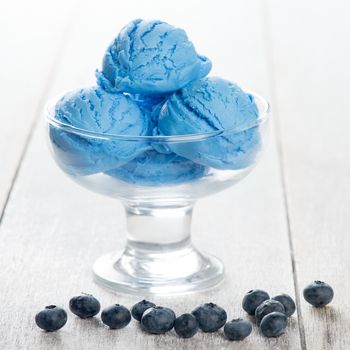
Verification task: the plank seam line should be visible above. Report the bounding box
[0,1,81,227]
[259,1,307,349]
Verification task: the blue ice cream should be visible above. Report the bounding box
[156,77,261,170]
[130,94,171,154]
[50,86,151,176]
[50,19,264,184]
[130,93,167,125]
[106,150,206,186]
[96,19,212,95]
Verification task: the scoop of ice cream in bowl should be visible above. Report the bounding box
[46,19,270,295]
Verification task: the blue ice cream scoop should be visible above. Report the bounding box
[96,19,212,95]
[50,86,151,176]
[156,77,261,170]
[106,150,206,186]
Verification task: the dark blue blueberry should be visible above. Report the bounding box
[260,312,288,337]
[35,305,67,332]
[141,306,176,334]
[242,289,270,315]
[255,299,285,325]
[174,313,199,338]
[272,294,296,317]
[191,303,227,332]
[101,304,131,329]
[303,281,334,307]
[69,294,101,319]
[131,300,156,321]
[224,318,252,341]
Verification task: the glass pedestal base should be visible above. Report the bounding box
[93,238,224,295]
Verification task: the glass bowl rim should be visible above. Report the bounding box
[45,90,270,143]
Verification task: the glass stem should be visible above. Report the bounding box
[93,201,224,294]
[124,203,194,247]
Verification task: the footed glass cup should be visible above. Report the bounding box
[46,92,269,295]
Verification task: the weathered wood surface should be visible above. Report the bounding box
[0,0,79,219]
[0,0,349,348]
[267,0,350,349]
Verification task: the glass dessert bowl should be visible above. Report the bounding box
[46,92,269,295]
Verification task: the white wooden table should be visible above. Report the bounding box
[1,0,349,348]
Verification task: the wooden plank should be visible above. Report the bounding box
[267,0,350,349]
[0,0,79,218]
[0,0,302,348]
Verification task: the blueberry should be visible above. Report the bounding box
[191,303,227,332]
[141,306,176,334]
[260,312,288,337]
[224,318,252,341]
[174,313,199,338]
[131,300,156,322]
[242,289,270,315]
[69,294,101,319]
[272,294,296,317]
[101,304,131,329]
[255,299,285,325]
[35,305,67,332]
[303,281,334,307]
